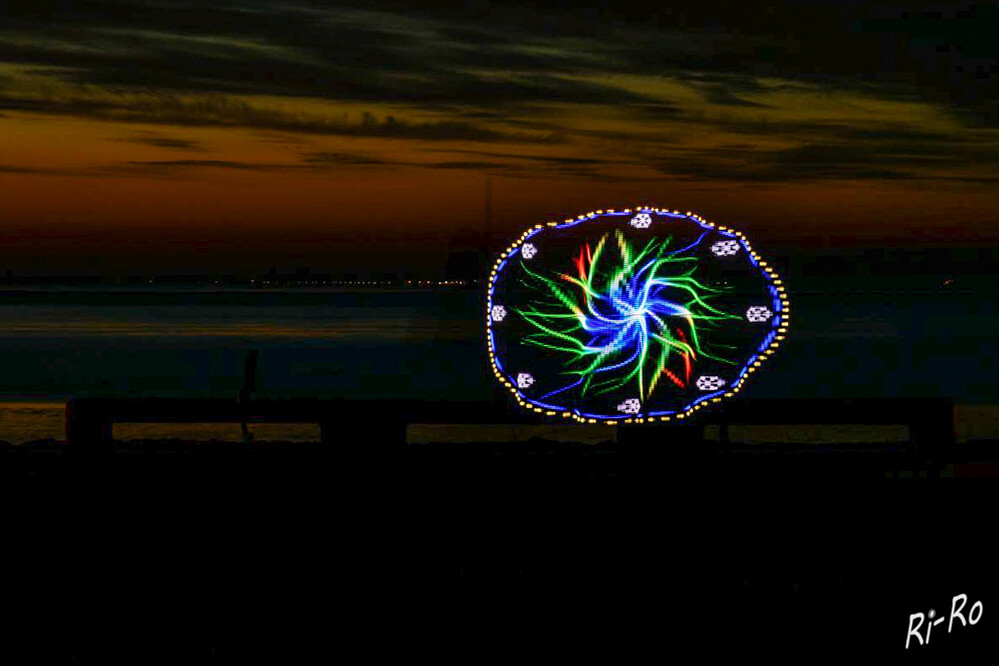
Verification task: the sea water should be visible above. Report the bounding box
[0,283,996,443]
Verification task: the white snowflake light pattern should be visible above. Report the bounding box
[629,213,652,229]
[711,240,740,257]
[617,398,641,414]
[696,375,726,391]
[487,206,790,423]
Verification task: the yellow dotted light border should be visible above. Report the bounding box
[485,206,790,425]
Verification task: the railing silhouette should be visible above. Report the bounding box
[64,396,529,449]
[64,395,954,461]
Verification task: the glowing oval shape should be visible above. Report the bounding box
[486,207,790,423]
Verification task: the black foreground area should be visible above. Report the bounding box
[2,401,996,663]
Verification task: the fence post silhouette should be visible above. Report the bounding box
[65,397,113,454]
[239,350,259,443]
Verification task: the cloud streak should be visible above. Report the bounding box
[0,89,566,143]
[112,133,206,150]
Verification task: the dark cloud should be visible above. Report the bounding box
[658,159,915,183]
[0,152,592,180]
[456,110,508,120]
[0,92,555,143]
[115,135,206,150]
[672,115,999,158]
[619,102,685,119]
[124,159,273,170]
[302,150,599,176]
[420,148,618,166]
[0,162,177,178]
[564,127,678,146]
[699,84,770,108]
[424,161,512,170]
[300,152,398,166]
[0,158,329,179]
[651,136,999,183]
[0,164,49,174]
[929,174,999,184]
[498,167,661,184]
[834,127,970,143]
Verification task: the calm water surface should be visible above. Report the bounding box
[0,284,996,443]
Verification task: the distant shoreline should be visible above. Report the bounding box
[0,284,982,297]
[0,286,482,295]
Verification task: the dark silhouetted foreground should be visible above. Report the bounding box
[0,397,994,662]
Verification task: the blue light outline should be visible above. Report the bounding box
[487,209,787,422]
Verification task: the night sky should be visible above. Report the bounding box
[2,1,998,278]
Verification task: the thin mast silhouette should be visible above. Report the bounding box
[484,174,492,260]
